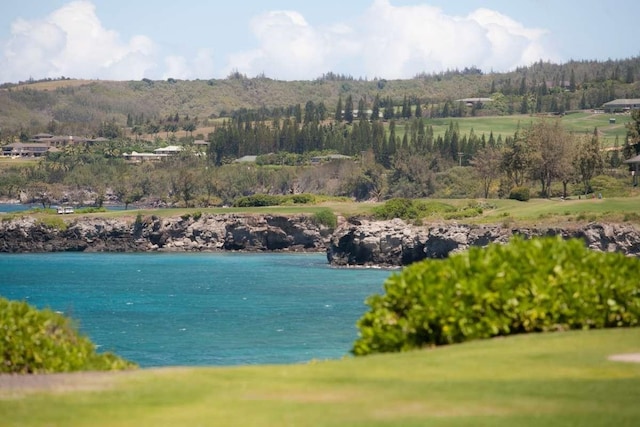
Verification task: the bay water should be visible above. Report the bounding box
[0,252,392,367]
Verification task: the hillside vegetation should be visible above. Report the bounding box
[1,57,640,213]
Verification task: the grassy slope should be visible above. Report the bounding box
[406,111,631,147]
[4,195,639,228]
[2,328,639,426]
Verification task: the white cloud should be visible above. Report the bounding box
[0,0,157,82]
[223,10,359,80]
[228,0,558,80]
[0,0,559,82]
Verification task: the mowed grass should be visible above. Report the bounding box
[397,112,632,148]
[5,195,639,227]
[1,328,639,426]
[467,195,640,225]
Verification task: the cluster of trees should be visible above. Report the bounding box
[2,110,637,210]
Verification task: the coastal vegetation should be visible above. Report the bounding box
[0,297,136,373]
[352,237,640,355]
[1,57,639,211]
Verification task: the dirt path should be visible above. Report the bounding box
[0,370,137,398]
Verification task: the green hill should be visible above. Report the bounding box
[1,56,639,140]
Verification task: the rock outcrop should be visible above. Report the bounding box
[3,214,639,268]
[326,219,640,267]
[0,214,330,253]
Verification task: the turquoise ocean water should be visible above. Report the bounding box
[0,252,392,367]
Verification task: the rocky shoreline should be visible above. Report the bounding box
[327,218,640,266]
[1,214,639,267]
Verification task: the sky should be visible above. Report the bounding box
[0,0,638,83]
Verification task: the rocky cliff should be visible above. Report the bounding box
[326,218,640,267]
[0,214,330,253]
[2,214,639,268]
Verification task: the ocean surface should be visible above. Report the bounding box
[0,252,393,367]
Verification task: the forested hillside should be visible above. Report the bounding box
[1,57,639,137]
[1,57,639,210]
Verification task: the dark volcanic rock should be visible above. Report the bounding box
[326,219,640,267]
[0,214,328,253]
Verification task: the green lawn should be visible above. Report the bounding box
[2,328,639,426]
[5,195,639,227]
[396,112,632,148]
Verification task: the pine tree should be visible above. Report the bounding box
[415,101,422,118]
[344,95,354,124]
[569,69,576,92]
[335,96,343,122]
[371,94,380,121]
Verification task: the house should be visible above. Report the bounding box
[154,145,183,156]
[455,97,493,107]
[122,151,164,163]
[602,99,640,113]
[624,154,640,186]
[1,142,53,157]
[123,146,184,163]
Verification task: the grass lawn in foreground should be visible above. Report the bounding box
[1,328,639,426]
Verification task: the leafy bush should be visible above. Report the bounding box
[0,297,136,373]
[443,206,483,220]
[233,194,284,207]
[75,207,107,214]
[38,216,68,231]
[352,236,640,356]
[373,198,416,220]
[288,193,316,204]
[509,186,530,201]
[312,208,337,229]
[373,198,456,221]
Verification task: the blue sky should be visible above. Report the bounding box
[1,0,638,83]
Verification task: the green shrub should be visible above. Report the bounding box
[352,236,640,356]
[373,198,451,220]
[0,297,136,373]
[312,208,337,229]
[38,216,68,231]
[373,198,415,220]
[288,193,316,204]
[192,211,202,221]
[443,206,483,220]
[75,207,107,214]
[233,194,284,207]
[509,186,530,201]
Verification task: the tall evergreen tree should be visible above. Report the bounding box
[344,95,354,124]
[335,96,343,122]
[371,94,381,121]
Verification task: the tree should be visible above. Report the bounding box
[569,69,576,92]
[371,94,381,121]
[525,119,573,198]
[415,101,422,118]
[501,132,530,188]
[344,95,354,124]
[626,109,640,155]
[175,168,197,207]
[334,96,343,122]
[470,145,502,198]
[574,129,604,195]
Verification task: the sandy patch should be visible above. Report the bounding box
[608,353,640,363]
[0,370,137,399]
